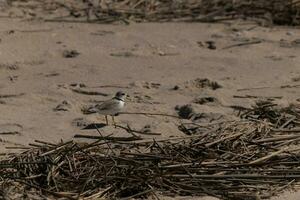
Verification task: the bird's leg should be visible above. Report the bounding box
[105,115,108,125]
[112,116,116,128]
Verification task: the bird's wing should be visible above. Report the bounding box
[94,99,119,111]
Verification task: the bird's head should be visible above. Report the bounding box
[114,91,128,101]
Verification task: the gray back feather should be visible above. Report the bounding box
[95,99,119,111]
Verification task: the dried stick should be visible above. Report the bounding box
[205,131,248,147]
[73,134,141,141]
[165,174,300,179]
[40,141,73,156]
[222,40,262,50]
[15,180,77,200]
[115,124,162,135]
[237,86,271,91]
[119,111,179,118]
[253,135,300,143]
[249,147,288,165]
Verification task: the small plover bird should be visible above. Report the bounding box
[92,91,127,125]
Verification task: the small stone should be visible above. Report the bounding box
[205,41,216,50]
[175,104,195,119]
[63,50,80,58]
[173,85,180,90]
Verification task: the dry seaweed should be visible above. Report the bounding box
[239,100,300,129]
[1,117,300,199]
[4,0,300,25]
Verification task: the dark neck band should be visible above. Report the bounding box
[113,97,124,102]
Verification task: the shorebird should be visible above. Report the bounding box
[92,91,127,125]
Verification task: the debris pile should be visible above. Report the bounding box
[2,0,300,25]
[1,101,300,199]
[239,100,300,129]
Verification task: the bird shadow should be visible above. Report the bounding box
[81,123,107,130]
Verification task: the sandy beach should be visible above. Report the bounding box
[0,17,299,199]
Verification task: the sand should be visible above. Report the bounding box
[0,18,299,199]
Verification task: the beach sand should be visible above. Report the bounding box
[0,18,299,199]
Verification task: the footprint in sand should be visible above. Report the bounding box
[0,93,25,104]
[0,62,19,70]
[175,104,224,122]
[172,78,222,92]
[193,95,220,105]
[68,83,108,96]
[53,100,72,112]
[183,78,222,90]
[0,123,23,135]
[71,118,91,129]
[130,81,161,89]
[58,83,108,97]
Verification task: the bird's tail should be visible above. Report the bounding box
[82,105,98,114]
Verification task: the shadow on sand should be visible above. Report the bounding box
[81,123,107,130]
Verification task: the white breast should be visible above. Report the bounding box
[109,100,124,115]
[118,100,125,109]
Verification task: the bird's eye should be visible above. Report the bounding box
[121,93,125,95]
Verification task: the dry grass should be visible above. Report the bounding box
[3,0,300,25]
[1,101,300,199]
